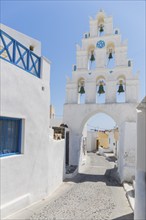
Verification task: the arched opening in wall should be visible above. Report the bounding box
[80,112,119,167]
[96,78,106,103]
[106,42,115,69]
[78,78,85,104]
[88,45,96,70]
[116,77,126,103]
[97,14,105,36]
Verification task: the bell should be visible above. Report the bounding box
[98,84,105,95]
[90,53,95,62]
[79,86,85,94]
[99,25,104,32]
[108,52,113,59]
[117,84,124,93]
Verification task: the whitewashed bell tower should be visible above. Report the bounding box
[63,10,139,182]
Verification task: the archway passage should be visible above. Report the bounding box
[63,103,137,182]
[79,113,119,167]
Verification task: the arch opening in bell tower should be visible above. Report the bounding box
[80,112,119,162]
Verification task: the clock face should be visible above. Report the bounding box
[96,40,105,48]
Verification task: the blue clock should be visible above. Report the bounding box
[96,40,105,48]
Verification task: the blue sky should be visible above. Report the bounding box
[1,0,145,129]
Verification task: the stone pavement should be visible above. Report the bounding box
[6,153,134,220]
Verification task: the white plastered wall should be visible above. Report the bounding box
[0,26,65,219]
[63,10,139,183]
[134,97,146,220]
[87,131,97,152]
[118,121,137,182]
[63,103,137,182]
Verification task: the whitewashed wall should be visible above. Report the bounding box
[118,122,137,182]
[63,103,137,182]
[108,131,115,152]
[87,131,97,152]
[134,97,146,220]
[50,118,63,127]
[79,124,87,166]
[0,26,65,219]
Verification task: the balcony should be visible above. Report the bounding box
[0,29,41,78]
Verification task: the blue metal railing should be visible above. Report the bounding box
[0,29,41,78]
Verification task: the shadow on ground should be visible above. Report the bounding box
[64,167,122,187]
[106,156,117,162]
[112,212,134,220]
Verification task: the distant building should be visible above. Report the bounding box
[86,128,119,154]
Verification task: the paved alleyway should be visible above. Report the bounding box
[7,153,133,220]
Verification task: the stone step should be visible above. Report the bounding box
[123,182,135,211]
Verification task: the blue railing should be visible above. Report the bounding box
[0,29,41,78]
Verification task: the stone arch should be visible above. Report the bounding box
[106,42,115,68]
[116,75,126,102]
[96,76,106,103]
[78,77,86,103]
[78,77,85,83]
[116,75,126,88]
[63,100,137,182]
[117,75,126,82]
[96,75,106,83]
[80,109,118,133]
[97,13,105,25]
[87,45,96,70]
[97,11,105,36]
[106,42,115,53]
[88,44,95,53]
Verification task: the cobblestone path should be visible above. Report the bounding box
[28,153,133,220]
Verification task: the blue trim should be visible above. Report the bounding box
[18,120,22,154]
[0,29,41,78]
[0,153,20,158]
[0,116,21,121]
[0,117,22,157]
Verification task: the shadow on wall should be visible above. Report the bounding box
[112,213,134,220]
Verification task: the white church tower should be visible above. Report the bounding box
[63,10,139,182]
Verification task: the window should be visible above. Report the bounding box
[0,117,22,157]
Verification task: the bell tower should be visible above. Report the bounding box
[63,10,139,182]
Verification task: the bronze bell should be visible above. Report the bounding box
[99,25,104,32]
[108,52,113,59]
[117,84,124,93]
[90,53,95,62]
[98,84,105,95]
[79,86,85,95]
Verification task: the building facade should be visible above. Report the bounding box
[63,10,139,182]
[0,24,65,218]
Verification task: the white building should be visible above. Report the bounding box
[63,10,139,182]
[134,97,146,220]
[0,24,65,219]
